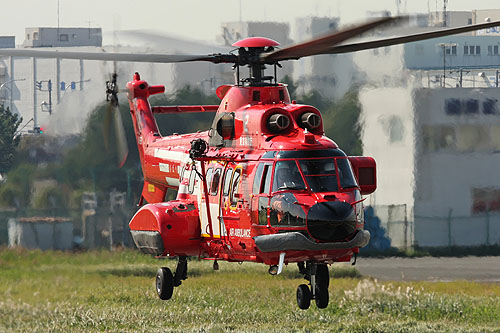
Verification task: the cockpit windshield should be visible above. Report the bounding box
[298,159,338,192]
[271,150,358,193]
[272,160,306,191]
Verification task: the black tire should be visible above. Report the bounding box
[296,284,311,310]
[315,285,329,309]
[156,267,174,300]
[316,264,329,288]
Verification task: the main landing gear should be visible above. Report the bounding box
[296,262,329,310]
[156,256,188,300]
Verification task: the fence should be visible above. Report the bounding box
[369,204,500,249]
[0,207,134,249]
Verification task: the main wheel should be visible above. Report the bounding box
[315,285,329,309]
[156,267,174,300]
[316,264,329,288]
[296,284,311,310]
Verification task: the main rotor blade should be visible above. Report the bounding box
[262,16,405,62]
[112,104,129,168]
[324,20,500,55]
[0,49,222,64]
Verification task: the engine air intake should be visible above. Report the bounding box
[267,113,290,133]
[300,112,321,130]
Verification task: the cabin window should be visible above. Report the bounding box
[223,168,233,196]
[205,167,214,193]
[59,34,69,42]
[210,168,222,195]
[179,166,186,181]
[230,168,242,206]
[188,168,196,193]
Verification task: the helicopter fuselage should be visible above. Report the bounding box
[126,72,376,266]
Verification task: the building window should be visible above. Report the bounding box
[59,34,69,42]
[468,18,473,25]
[464,45,481,55]
[483,99,498,115]
[445,98,462,115]
[465,99,479,114]
[33,32,38,40]
[26,34,30,40]
[495,45,499,55]
[445,45,457,55]
[415,45,424,55]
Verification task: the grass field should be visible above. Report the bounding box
[1,249,500,332]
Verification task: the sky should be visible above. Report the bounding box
[3,0,500,45]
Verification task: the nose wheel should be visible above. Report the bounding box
[296,262,329,309]
[155,256,188,301]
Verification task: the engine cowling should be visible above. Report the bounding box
[129,201,201,256]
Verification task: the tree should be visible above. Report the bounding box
[0,104,22,174]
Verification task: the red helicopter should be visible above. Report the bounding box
[3,16,500,309]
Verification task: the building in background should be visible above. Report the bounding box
[0,36,15,49]
[293,16,355,99]
[22,27,102,48]
[359,9,500,248]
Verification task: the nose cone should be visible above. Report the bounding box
[307,201,357,241]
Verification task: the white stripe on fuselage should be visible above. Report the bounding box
[154,149,190,163]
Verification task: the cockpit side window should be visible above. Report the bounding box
[336,158,358,189]
[252,163,264,195]
[262,164,272,194]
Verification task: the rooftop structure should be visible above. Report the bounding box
[23,27,102,48]
[0,36,15,49]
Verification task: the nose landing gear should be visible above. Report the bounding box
[296,261,329,309]
[155,256,188,300]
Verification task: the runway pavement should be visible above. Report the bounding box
[351,256,500,282]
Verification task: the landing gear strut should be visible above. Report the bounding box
[156,256,188,300]
[296,261,329,309]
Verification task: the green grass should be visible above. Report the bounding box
[1,249,500,332]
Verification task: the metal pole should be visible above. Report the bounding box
[56,58,61,103]
[48,80,52,114]
[79,59,84,90]
[9,57,14,111]
[496,70,499,88]
[404,204,408,249]
[447,208,453,247]
[442,45,446,87]
[460,68,463,87]
[486,210,490,246]
[32,57,37,130]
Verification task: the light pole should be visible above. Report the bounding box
[438,43,456,87]
[0,78,26,110]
